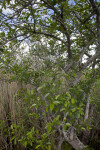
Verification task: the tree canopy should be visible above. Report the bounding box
[0,0,100,150]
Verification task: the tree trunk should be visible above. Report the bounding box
[57,138,64,150]
[84,95,90,121]
[63,126,86,150]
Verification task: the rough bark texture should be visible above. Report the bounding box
[57,138,64,150]
[84,95,90,121]
[63,127,86,150]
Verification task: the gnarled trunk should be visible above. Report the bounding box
[63,127,86,150]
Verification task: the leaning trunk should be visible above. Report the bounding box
[63,126,86,150]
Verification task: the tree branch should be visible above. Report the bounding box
[41,0,72,59]
[2,30,65,46]
[89,0,99,14]
[73,11,95,35]
[77,38,95,67]
[83,50,100,69]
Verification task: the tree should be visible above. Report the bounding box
[0,0,100,150]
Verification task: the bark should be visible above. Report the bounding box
[57,138,64,150]
[84,85,94,121]
[84,95,90,121]
[63,127,86,150]
[89,105,95,124]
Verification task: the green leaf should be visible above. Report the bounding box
[78,3,83,8]
[24,141,27,148]
[35,145,41,149]
[6,0,11,5]
[47,125,52,133]
[53,101,60,105]
[63,117,67,122]
[64,125,67,130]
[14,139,17,145]
[45,93,50,98]
[37,85,44,91]
[81,127,86,131]
[64,102,68,107]
[71,98,75,104]
[72,108,76,112]
[55,95,60,100]
[55,115,60,121]
[27,89,30,95]
[66,92,71,99]
[11,135,16,141]
[76,113,80,119]
[30,104,37,108]
[46,107,48,112]
[66,123,71,127]
[60,108,66,112]
[0,48,4,52]
[50,103,54,111]
[31,89,34,95]
[64,123,71,130]
[26,131,31,136]
[48,145,51,150]
[46,18,52,23]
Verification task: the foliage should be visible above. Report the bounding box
[0,0,100,150]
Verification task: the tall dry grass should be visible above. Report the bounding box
[0,73,33,150]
